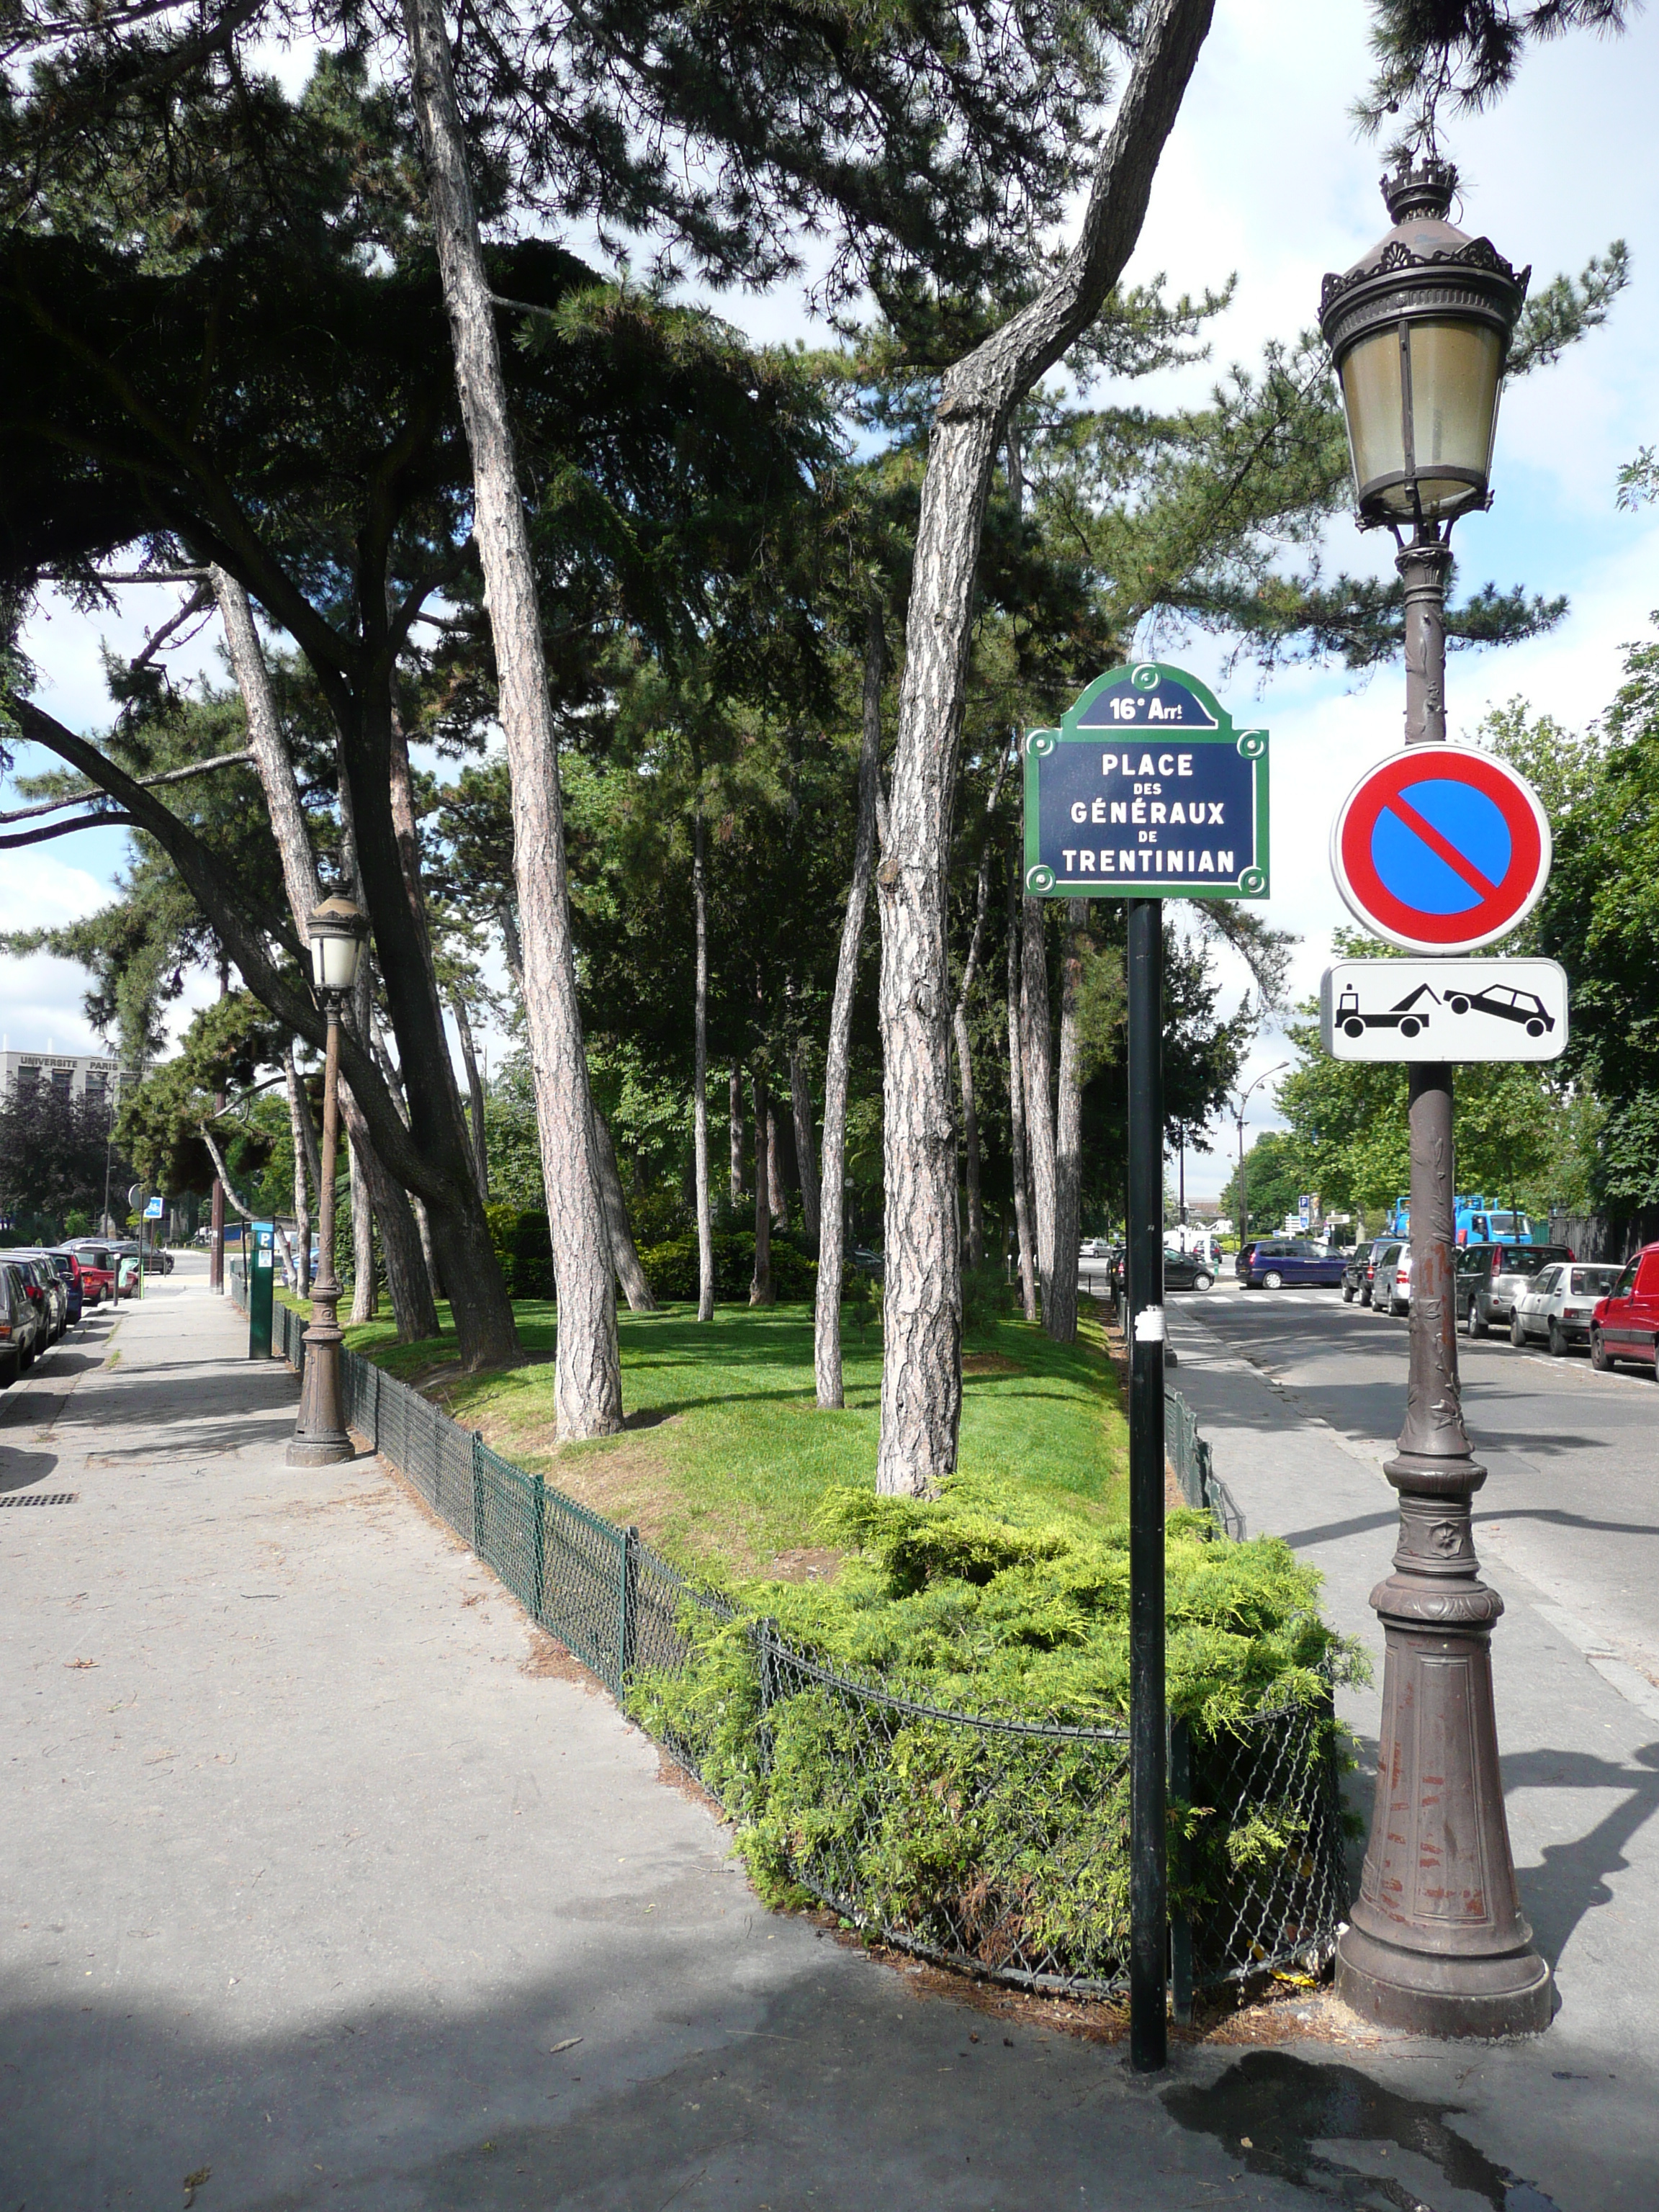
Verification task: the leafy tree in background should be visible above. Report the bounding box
[0,1082,127,1228]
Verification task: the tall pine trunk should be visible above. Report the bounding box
[729,1069,744,1206]
[768,1105,788,1226]
[1048,902,1086,1342]
[349,1133,377,1321]
[1006,853,1038,1321]
[450,990,490,1198]
[750,1067,775,1306]
[593,1112,657,1312]
[950,744,1012,1272]
[1021,896,1058,1308]
[692,799,715,1322]
[404,0,619,1429]
[789,1044,821,1251]
[873,0,1214,1493]
[283,1043,314,1298]
[815,598,885,1409]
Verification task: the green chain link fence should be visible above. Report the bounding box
[246,1285,1346,2010]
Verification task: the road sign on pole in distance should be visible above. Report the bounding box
[1321,958,1569,1062]
[144,1195,163,1219]
[1330,745,1551,953]
[1024,662,1268,902]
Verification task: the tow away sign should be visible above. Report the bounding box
[1320,959,1568,1063]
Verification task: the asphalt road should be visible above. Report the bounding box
[1170,1277,1659,1696]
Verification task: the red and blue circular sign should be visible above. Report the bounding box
[1330,745,1552,953]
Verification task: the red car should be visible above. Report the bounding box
[1590,1244,1659,1378]
[66,1242,116,1305]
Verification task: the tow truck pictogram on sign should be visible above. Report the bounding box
[1320,959,1568,1064]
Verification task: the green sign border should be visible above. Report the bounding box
[1021,660,1269,901]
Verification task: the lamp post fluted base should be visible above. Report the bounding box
[287,1289,355,1467]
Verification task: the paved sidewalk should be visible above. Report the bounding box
[1,1272,1333,2212]
[1168,1301,1659,2209]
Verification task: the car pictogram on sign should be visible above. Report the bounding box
[1445,984,1554,1035]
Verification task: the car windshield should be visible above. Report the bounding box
[1573,1267,1619,1296]
[1500,1249,1556,1276]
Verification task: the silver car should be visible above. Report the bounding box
[1460,1243,1573,1337]
[1370,1239,1409,1316]
[1511,1262,1622,1354]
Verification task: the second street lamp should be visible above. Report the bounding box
[1319,157,1551,2038]
[288,894,369,1468]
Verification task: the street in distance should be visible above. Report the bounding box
[1319,958,1568,1062]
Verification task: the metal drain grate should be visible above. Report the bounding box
[0,1493,78,1507]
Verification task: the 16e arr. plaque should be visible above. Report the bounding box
[1022,662,1269,899]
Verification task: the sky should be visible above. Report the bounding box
[4,0,1656,1196]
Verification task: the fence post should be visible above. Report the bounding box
[531,1472,547,1624]
[1169,1716,1195,2027]
[371,1358,381,1452]
[471,1429,485,1555]
[617,1524,639,1691]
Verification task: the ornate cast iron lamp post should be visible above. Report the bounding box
[287,895,369,1468]
[1318,156,1552,2036]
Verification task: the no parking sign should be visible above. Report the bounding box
[1330,745,1552,954]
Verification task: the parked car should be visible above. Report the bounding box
[1241,1238,1347,1290]
[1370,1239,1408,1315]
[1457,1242,1574,1336]
[64,1241,117,1305]
[1341,1240,1376,1305]
[1590,1244,1659,1377]
[41,1248,85,1324]
[1233,1239,1260,1281]
[850,1246,885,1280]
[1511,1262,1622,1355]
[141,1246,175,1274]
[1,1252,66,1344]
[1163,1246,1217,1292]
[0,1259,44,1380]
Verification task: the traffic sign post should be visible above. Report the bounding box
[1025,662,1270,2073]
[1330,745,1551,953]
[1321,958,1568,1062]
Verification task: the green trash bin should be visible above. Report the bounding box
[249,1219,275,1359]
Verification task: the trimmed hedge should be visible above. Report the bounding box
[637,1231,817,1303]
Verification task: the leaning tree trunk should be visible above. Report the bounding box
[750,1066,775,1307]
[404,0,619,1430]
[692,798,715,1322]
[1006,851,1038,1321]
[214,563,437,1343]
[789,1043,822,1252]
[729,1069,745,1205]
[593,1112,657,1312]
[873,0,1215,1494]
[815,597,886,1409]
[450,989,490,1199]
[1047,902,1086,1343]
[1021,896,1058,1308]
[282,1043,314,1298]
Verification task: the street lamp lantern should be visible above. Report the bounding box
[1319,155,1528,533]
[305,895,369,999]
[1319,162,1551,2041]
[288,894,370,1468]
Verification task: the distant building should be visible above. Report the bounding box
[0,1050,142,1107]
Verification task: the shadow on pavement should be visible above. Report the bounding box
[1501,1742,1659,1973]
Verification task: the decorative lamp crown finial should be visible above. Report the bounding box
[1381,153,1457,225]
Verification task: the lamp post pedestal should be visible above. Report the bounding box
[287,999,355,1468]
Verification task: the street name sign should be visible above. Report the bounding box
[1330,744,1551,953]
[1023,662,1268,900]
[1319,958,1569,1062]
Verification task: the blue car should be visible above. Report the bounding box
[1243,1237,1347,1290]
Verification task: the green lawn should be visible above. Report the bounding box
[320,1296,1128,1584]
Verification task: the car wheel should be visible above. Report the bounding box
[1359,1287,1372,1308]
[1591,1328,1611,1372]
[1262,1270,1284,1290]
[1466,1302,1486,1339]
[0,1354,14,1388]
[1548,1320,1569,1357]
[1449,994,1470,1014]
[1510,1313,1527,1348]
[1192,1272,1213,1292]
[1342,1284,1354,1303]
[1391,1297,1408,1317]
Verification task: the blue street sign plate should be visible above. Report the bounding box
[1022,662,1268,899]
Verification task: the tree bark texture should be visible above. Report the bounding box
[815,596,886,1409]
[404,0,618,1424]
[283,1043,313,1298]
[1047,901,1086,1343]
[594,1112,657,1313]
[215,565,440,1344]
[1006,854,1038,1321]
[450,990,490,1199]
[789,1044,822,1251]
[873,0,1215,1493]
[348,1131,377,1321]
[750,1067,775,1305]
[1021,895,1058,1303]
[692,800,715,1322]
[729,1067,744,1206]
[767,1105,788,1226]
[950,743,1011,1272]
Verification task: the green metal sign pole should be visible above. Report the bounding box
[1022,662,1269,2069]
